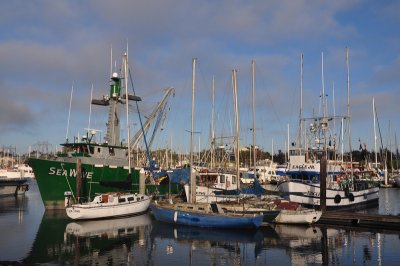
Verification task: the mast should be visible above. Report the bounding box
[124,53,132,173]
[341,117,344,163]
[346,47,353,174]
[298,53,303,149]
[190,58,197,203]
[321,52,328,158]
[373,97,378,167]
[287,124,290,162]
[271,139,274,163]
[332,81,336,159]
[232,69,240,189]
[321,52,326,118]
[395,132,399,171]
[87,84,94,134]
[211,76,215,168]
[251,60,256,171]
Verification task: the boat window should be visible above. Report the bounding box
[101,194,109,203]
[290,149,302,156]
[97,147,101,153]
[109,147,115,156]
[127,197,134,201]
[219,175,226,183]
[118,198,126,203]
[89,146,94,154]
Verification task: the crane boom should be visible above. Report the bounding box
[129,87,175,151]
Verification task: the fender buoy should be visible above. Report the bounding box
[348,193,355,202]
[334,194,341,204]
[173,211,178,223]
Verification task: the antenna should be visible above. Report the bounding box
[110,45,113,77]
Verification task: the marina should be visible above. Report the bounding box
[1,2,400,265]
[1,179,399,265]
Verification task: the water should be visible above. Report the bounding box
[1,180,399,265]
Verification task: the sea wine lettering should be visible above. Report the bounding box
[48,167,93,179]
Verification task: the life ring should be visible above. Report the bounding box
[348,193,355,202]
[334,194,341,204]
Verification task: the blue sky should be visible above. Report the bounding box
[1,0,399,156]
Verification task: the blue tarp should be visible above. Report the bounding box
[240,179,266,196]
[168,168,190,184]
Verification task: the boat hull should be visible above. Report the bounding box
[0,178,29,196]
[150,203,263,229]
[66,197,151,220]
[274,209,322,224]
[278,181,379,210]
[395,176,400,187]
[219,204,280,223]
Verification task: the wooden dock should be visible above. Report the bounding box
[318,211,400,230]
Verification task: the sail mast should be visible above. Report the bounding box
[346,47,353,173]
[251,60,256,171]
[190,58,197,203]
[124,53,131,173]
[232,69,240,189]
[88,84,93,132]
[373,97,378,167]
[211,76,215,168]
[298,53,303,149]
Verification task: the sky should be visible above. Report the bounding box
[1,0,399,157]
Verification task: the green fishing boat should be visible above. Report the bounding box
[29,53,178,209]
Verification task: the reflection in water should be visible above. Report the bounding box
[0,182,44,263]
[23,211,153,265]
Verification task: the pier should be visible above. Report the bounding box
[318,211,400,230]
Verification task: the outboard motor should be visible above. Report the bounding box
[64,191,73,207]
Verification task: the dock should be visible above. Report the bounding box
[318,211,400,230]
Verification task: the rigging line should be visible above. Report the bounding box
[128,67,154,176]
[374,103,385,161]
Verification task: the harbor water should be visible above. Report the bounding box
[1,180,399,265]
